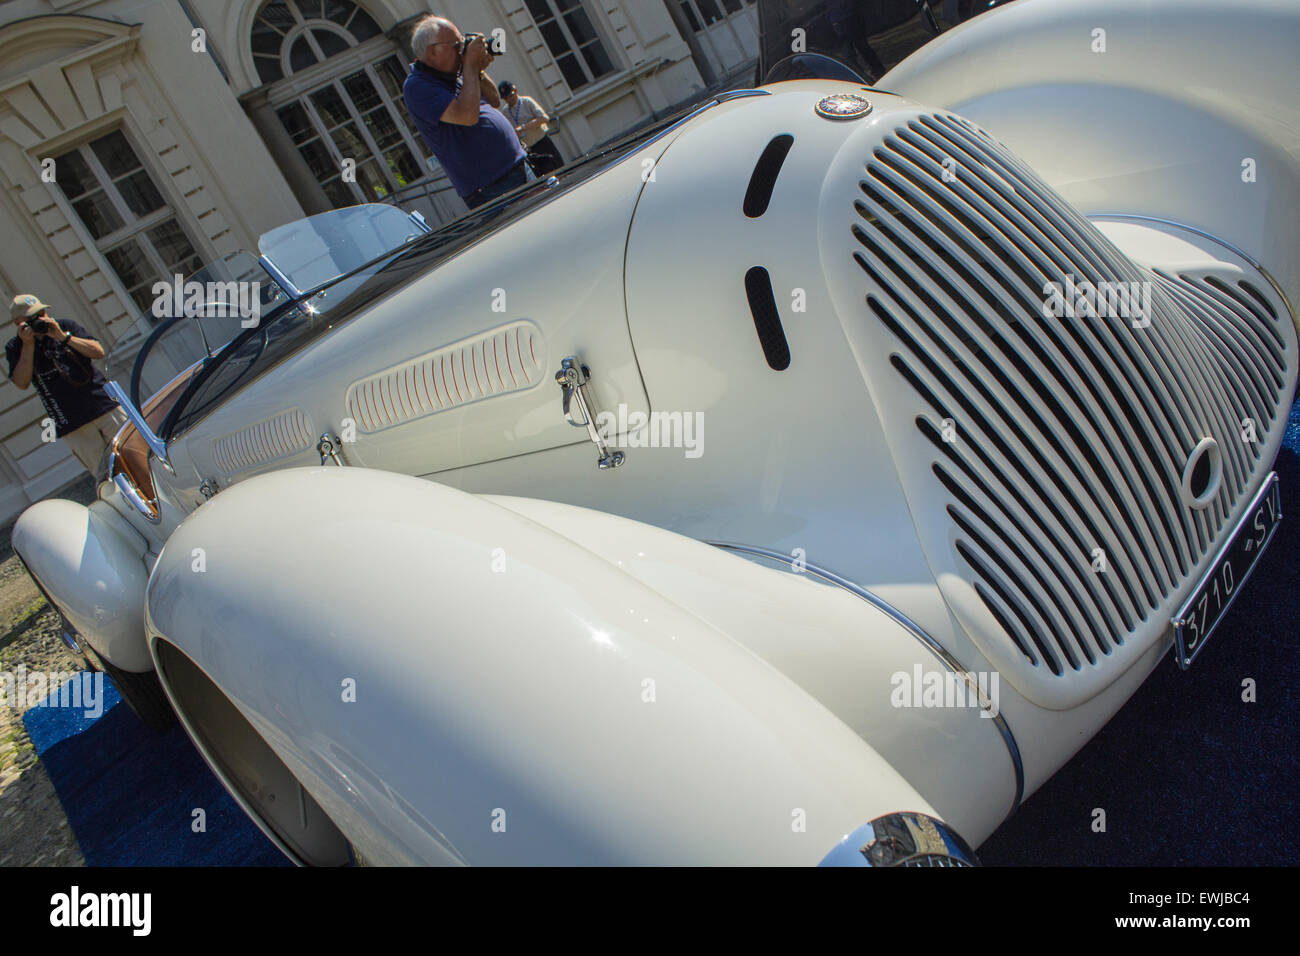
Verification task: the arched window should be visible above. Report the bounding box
[251,0,382,85]
[251,2,435,208]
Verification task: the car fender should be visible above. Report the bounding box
[144,466,958,865]
[484,494,1020,845]
[12,497,152,672]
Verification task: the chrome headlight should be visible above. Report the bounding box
[819,812,979,867]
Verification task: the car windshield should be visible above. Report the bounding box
[104,252,285,406]
[256,204,429,293]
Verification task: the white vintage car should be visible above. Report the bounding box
[11,0,1298,866]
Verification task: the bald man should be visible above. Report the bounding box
[404,16,529,209]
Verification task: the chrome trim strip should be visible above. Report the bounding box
[707,540,1025,816]
[104,379,168,463]
[1089,213,1299,331]
[107,441,161,524]
[257,253,302,300]
[714,88,771,102]
[112,470,161,524]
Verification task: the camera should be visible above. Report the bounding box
[28,317,53,335]
[459,32,504,56]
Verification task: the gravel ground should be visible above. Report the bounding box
[0,474,96,867]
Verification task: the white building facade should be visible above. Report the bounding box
[0,0,757,522]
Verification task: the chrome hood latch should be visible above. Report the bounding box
[317,432,346,466]
[555,356,625,470]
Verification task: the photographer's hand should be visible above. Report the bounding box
[463,35,491,73]
[12,326,35,389]
[440,37,497,125]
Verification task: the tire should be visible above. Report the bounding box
[97,655,177,730]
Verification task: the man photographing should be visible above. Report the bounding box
[498,81,565,176]
[403,16,529,209]
[6,294,123,477]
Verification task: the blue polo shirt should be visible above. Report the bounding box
[403,61,525,199]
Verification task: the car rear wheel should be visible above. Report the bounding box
[95,652,177,731]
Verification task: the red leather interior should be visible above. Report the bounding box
[109,367,200,504]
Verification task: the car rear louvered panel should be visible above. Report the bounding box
[212,408,314,474]
[846,111,1294,706]
[345,321,543,433]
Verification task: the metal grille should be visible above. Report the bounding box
[850,113,1291,686]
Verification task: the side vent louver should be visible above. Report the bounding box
[743,134,794,218]
[744,266,791,370]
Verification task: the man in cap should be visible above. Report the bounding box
[497,81,564,176]
[6,294,124,477]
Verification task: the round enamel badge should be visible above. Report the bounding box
[815,93,872,120]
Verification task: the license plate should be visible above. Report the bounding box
[1171,473,1281,669]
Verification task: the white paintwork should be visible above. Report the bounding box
[486,493,1017,843]
[881,0,1300,327]
[158,128,672,502]
[145,467,938,866]
[12,498,152,672]
[15,0,1299,864]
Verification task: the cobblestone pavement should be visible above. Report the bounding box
[0,475,96,867]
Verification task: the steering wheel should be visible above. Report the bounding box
[159,320,271,441]
[128,313,193,411]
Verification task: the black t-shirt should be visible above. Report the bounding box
[5,319,118,436]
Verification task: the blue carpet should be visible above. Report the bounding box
[23,676,288,866]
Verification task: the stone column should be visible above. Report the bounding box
[240,88,332,217]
